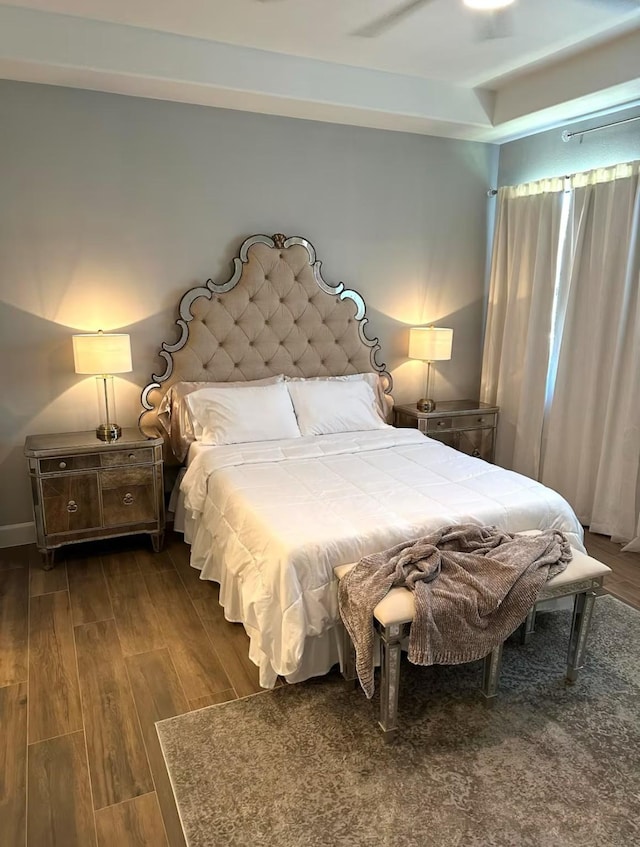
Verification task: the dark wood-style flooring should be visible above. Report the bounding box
[1,529,639,846]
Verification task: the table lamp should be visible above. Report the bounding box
[408,326,453,412]
[72,330,132,441]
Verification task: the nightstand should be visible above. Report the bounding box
[24,428,165,569]
[394,400,499,462]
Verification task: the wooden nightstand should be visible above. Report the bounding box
[24,428,165,569]
[394,400,499,462]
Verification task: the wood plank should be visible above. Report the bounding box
[30,544,68,596]
[192,597,262,698]
[125,649,189,847]
[606,578,640,609]
[67,556,114,626]
[606,556,640,582]
[0,683,27,847]
[134,546,175,575]
[189,689,236,710]
[143,570,231,700]
[168,540,217,602]
[0,566,29,687]
[104,567,166,657]
[27,731,97,847]
[101,550,139,578]
[75,619,153,809]
[29,590,83,743]
[95,792,168,847]
[0,543,29,571]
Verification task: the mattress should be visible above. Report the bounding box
[180,428,584,687]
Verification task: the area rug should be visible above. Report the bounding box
[157,595,640,847]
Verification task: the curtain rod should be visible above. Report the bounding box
[486,110,640,194]
[562,112,640,142]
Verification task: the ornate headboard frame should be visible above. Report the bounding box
[140,233,392,429]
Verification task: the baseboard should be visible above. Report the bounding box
[0,522,36,548]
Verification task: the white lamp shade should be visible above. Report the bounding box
[408,327,453,362]
[73,332,132,375]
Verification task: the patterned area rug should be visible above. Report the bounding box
[157,595,640,847]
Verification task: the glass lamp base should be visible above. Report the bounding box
[416,398,436,412]
[96,423,122,442]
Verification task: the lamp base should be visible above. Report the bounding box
[96,423,122,442]
[416,398,436,413]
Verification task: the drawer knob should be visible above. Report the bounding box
[128,453,136,461]
[477,417,485,424]
[66,500,78,513]
[438,421,446,427]
[123,493,134,506]
[59,461,67,469]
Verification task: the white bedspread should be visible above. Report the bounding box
[180,429,584,687]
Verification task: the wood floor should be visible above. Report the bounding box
[1,529,639,846]
[0,532,262,847]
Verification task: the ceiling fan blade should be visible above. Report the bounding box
[351,0,437,38]
[578,0,640,9]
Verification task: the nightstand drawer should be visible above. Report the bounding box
[100,467,156,526]
[42,473,101,534]
[40,454,101,473]
[426,417,453,432]
[100,448,154,467]
[425,413,497,433]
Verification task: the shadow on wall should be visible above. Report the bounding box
[0,300,176,527]
[367,299,484,405]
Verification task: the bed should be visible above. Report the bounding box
[140,233,584,688]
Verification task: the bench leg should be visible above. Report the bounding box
[379,624,402,742]
[566,590,597,684]
[340,621,357,688]
[481,643,504,705]
[521,606,536,645]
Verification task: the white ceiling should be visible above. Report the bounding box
[1,0,639,142]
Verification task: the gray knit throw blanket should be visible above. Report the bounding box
[338,524,572,698]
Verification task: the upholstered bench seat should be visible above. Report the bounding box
[335,542,611,740]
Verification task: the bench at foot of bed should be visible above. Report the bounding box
[334,546,611,742]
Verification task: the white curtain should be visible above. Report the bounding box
[542,162,640,550]
[481,179,565,476]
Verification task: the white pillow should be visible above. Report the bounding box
[158,375,285,459]
[287,379,391,436]
[285,372,391,422]
[187,382,301,445]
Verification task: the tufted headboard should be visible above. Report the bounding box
[140,233,392,452]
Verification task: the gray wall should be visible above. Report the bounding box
[498,103,640,186]
[0,80,497,532]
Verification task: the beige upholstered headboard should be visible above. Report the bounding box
[140,233,392,442]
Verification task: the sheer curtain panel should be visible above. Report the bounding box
[541,163,640,550]
[481,180,565,477]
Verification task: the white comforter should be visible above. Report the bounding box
[180,428,584,687]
